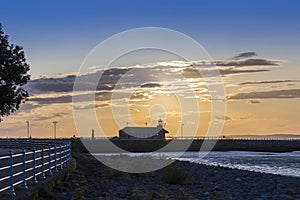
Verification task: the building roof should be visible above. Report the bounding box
[120,126,168,138]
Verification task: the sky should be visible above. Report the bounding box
[0,0,300,138]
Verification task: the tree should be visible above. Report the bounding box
[0,23,30,121]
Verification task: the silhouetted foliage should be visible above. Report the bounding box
[0,23,30,121]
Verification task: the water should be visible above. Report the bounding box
[160,151,300,177]
[94,151,300,177]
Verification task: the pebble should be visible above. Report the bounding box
[235,177,242,182]
[47,153,300,200]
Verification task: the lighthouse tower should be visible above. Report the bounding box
[157,118,163,129]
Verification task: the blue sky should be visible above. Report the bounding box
[1,0,300,137]
[1,0,299,77]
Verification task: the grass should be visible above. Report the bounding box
[72,187,85,200]
[161,163,186,185]
[103,167,125,178]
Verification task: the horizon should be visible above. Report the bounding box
[0,0,300,138]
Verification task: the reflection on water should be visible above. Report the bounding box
[94,151,300,177]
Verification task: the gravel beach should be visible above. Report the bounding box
[36,151,300,200]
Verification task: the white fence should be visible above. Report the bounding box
[0,140,72,196]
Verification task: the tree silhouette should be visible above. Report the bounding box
[0,23,30,121]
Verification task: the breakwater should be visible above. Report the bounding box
[75,138,300,153]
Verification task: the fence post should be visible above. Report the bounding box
[7,150,15,196]
[20,148,28,189]
[29,136,32,150]
[46,145,52,176]
[61,145,65,168]
[63,144,67,168]
[64,143,69,167]
[59,145,63,170]
[69,142,72,164]
[69,142,72,162]
[31,147,38,184]
[40,148,46,180]
[54,144,58,172]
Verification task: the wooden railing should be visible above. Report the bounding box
[0,140,72,196]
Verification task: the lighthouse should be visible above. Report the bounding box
[157,118,163,129]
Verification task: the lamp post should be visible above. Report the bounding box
[26,121,29,138]
[181,123,184,138]
[53,121,57,139]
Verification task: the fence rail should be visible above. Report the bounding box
[78,136,300,141]
[0,139,72,196]
[167,137,300,141]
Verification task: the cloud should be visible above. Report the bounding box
[140,83,161,88]
[73,102,110,110]
[181,58,280,78]
[18,102,41,112]
[182,67,270,79]
[182,68,201,78]
[26,56,281,96]
[240,80,298,85]
[25,75,76,94]
[35,112,68,121]
[215,115,232,122]
[29,95,72,105]
[219,69,270,75]
[30,91,113,105]
[23,53,283,113]
[129,90,153,102]
[240,114,252,120]
[229,89,300,100]
[214,58,280,67]
[247,100,261,104]
[233,52,257,59]
[25,68,129,95]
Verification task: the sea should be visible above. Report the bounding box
[94,151,300,177]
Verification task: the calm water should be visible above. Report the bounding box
[94,151,300,177]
